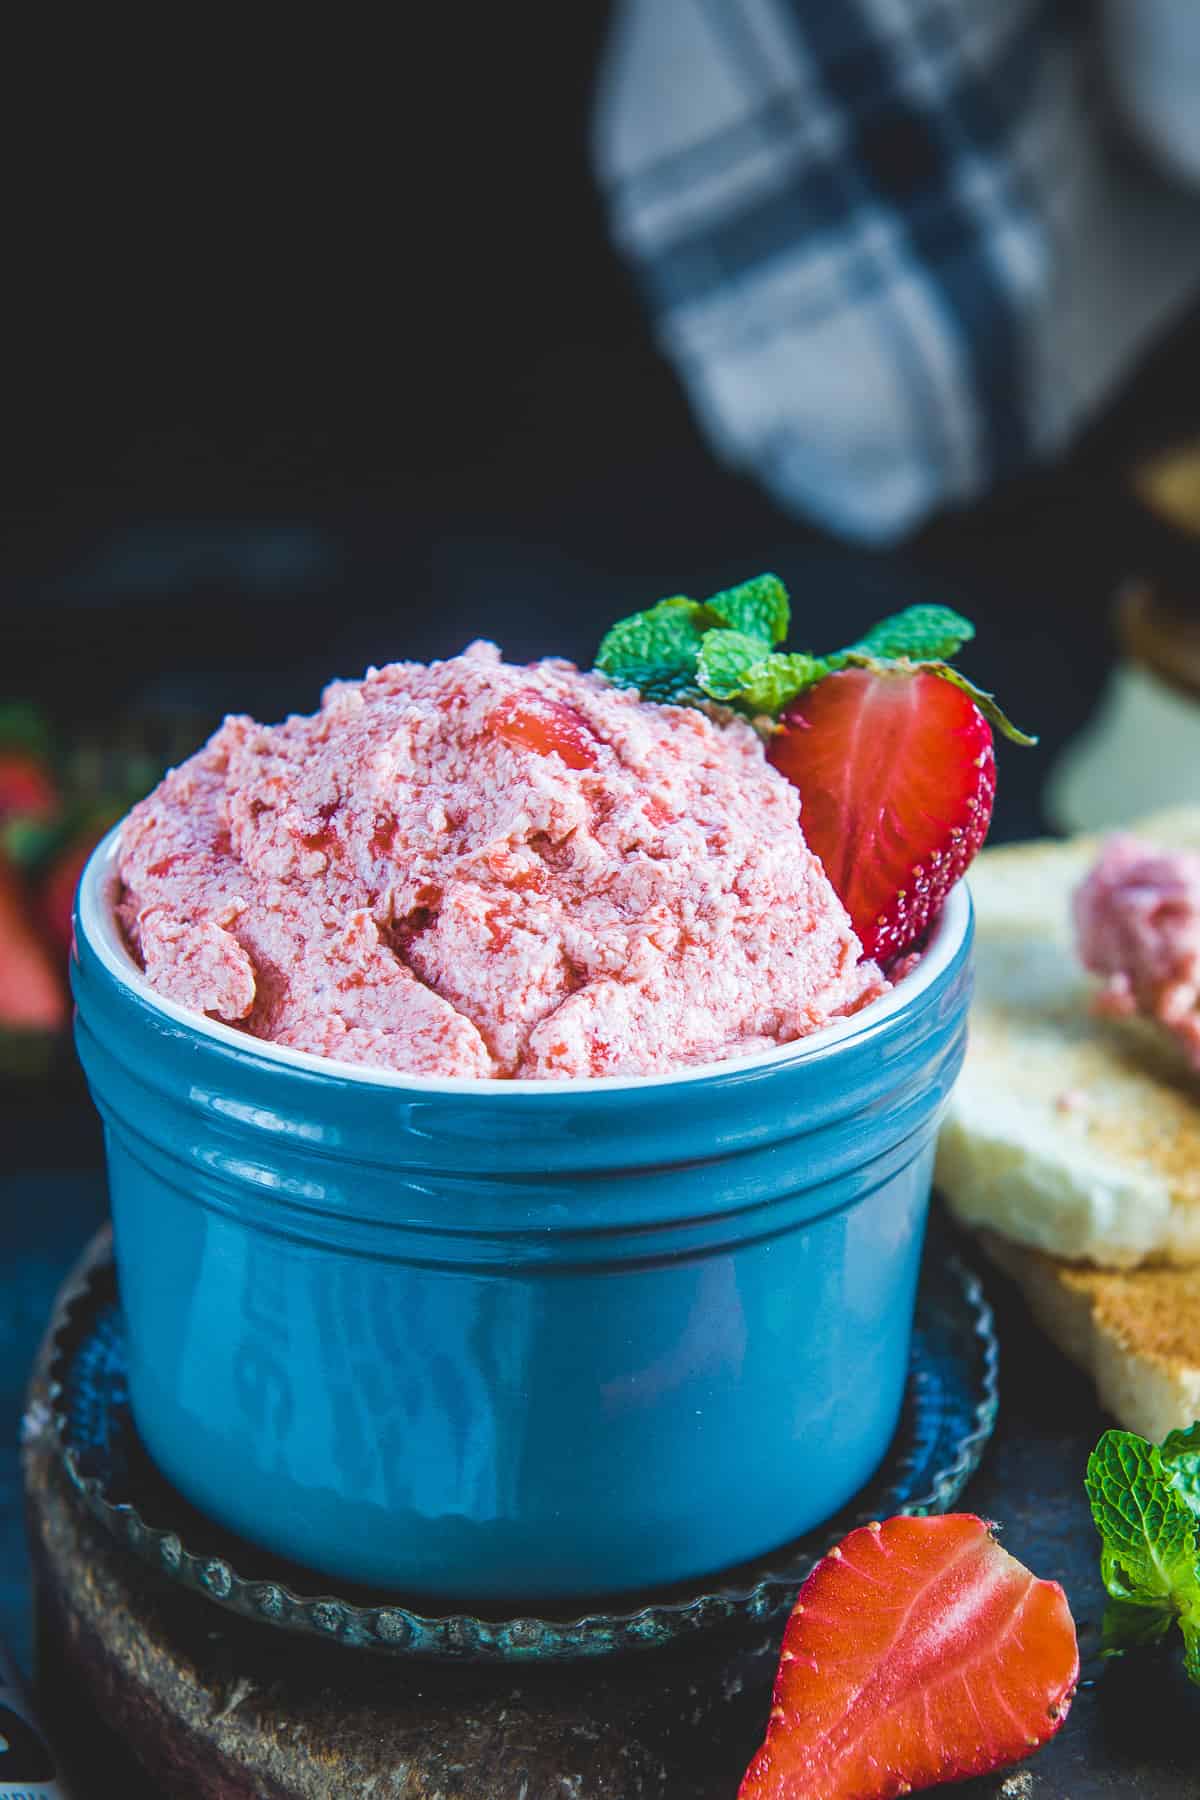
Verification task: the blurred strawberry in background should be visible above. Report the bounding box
[0,750,58,833]
[0,854,65,1039]
[0,707,66,1064]
[0,702,208,1074]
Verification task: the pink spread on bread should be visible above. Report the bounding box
[1074,834,1200,1069]
[116,644,886,1080]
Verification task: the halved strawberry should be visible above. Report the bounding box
[739,1513,1078,1800]
[0,851,67,1031]
[768,667,994,963]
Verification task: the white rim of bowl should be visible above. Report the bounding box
[79,824,971,1095]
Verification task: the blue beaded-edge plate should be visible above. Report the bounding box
[46,1232,999,1663]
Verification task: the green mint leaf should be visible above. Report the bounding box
[917,663,1039,747]
[1162,1423,1200,1520]
[1086,1430,1198,1602]
[1100,1595,1177,1656]
[840,604,975,665]
[595,597,721,704]
[696,631,827,716]
[1162,1424,1200,1459]
[741,654,831,715]
[694,630,774,701]
[1087,1426,1200,1690]
[705,573,790,646]
[1182,1601,1200,1683]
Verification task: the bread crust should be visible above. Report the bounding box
[979,1231,1200,1442]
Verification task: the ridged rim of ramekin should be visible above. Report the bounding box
[78,825,972,1095]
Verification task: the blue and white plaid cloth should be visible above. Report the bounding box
[593,0,1200,543]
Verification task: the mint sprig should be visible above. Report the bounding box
[594,597,722,705]
[695,631,827,716]
[1162,1423,1200,1518]
[704,573,791,647]
[594,576,1035,744]
[838,604,975,664]
[1086,1426,1200,1678]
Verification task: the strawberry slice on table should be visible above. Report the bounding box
[739,1513,1078,1800]
[0,850,67,1032]
[768,668,995,964]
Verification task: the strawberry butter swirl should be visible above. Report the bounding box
[116,643,887,1079]
[1074,834,1200,1069]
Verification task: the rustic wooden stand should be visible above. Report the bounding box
[21,1231,783,1799]
[25,1229,1200,1798]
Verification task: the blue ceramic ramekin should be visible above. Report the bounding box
[72,829,972,1606]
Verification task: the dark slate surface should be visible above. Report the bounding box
[0,1159,107,1674]
[21,1222,1200,1798]
[2,432,1200,1785]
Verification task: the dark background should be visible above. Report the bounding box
[3,10,1200,1770]
[4,3,1198,820]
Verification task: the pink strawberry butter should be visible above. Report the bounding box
[1074,833,1200,1069]
[116,643,887,1080]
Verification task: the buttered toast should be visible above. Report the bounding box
[935,807,1200,1269]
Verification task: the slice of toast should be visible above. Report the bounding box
[978,1231,1200,1442]
[935,806,1200,1268]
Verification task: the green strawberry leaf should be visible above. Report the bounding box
[916,663,1039,747]
[828,652,1038,746]
[0,817,61,869]
[695,630,828,715]
[705,573,790,646]
[0,702,53,759]
[1162,1424,1200,1521]
[595,597,722,704]
[839,604,975,665]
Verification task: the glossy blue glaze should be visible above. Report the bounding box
[72,833,972,1605]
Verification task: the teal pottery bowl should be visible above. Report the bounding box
[72,828,973,1606]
